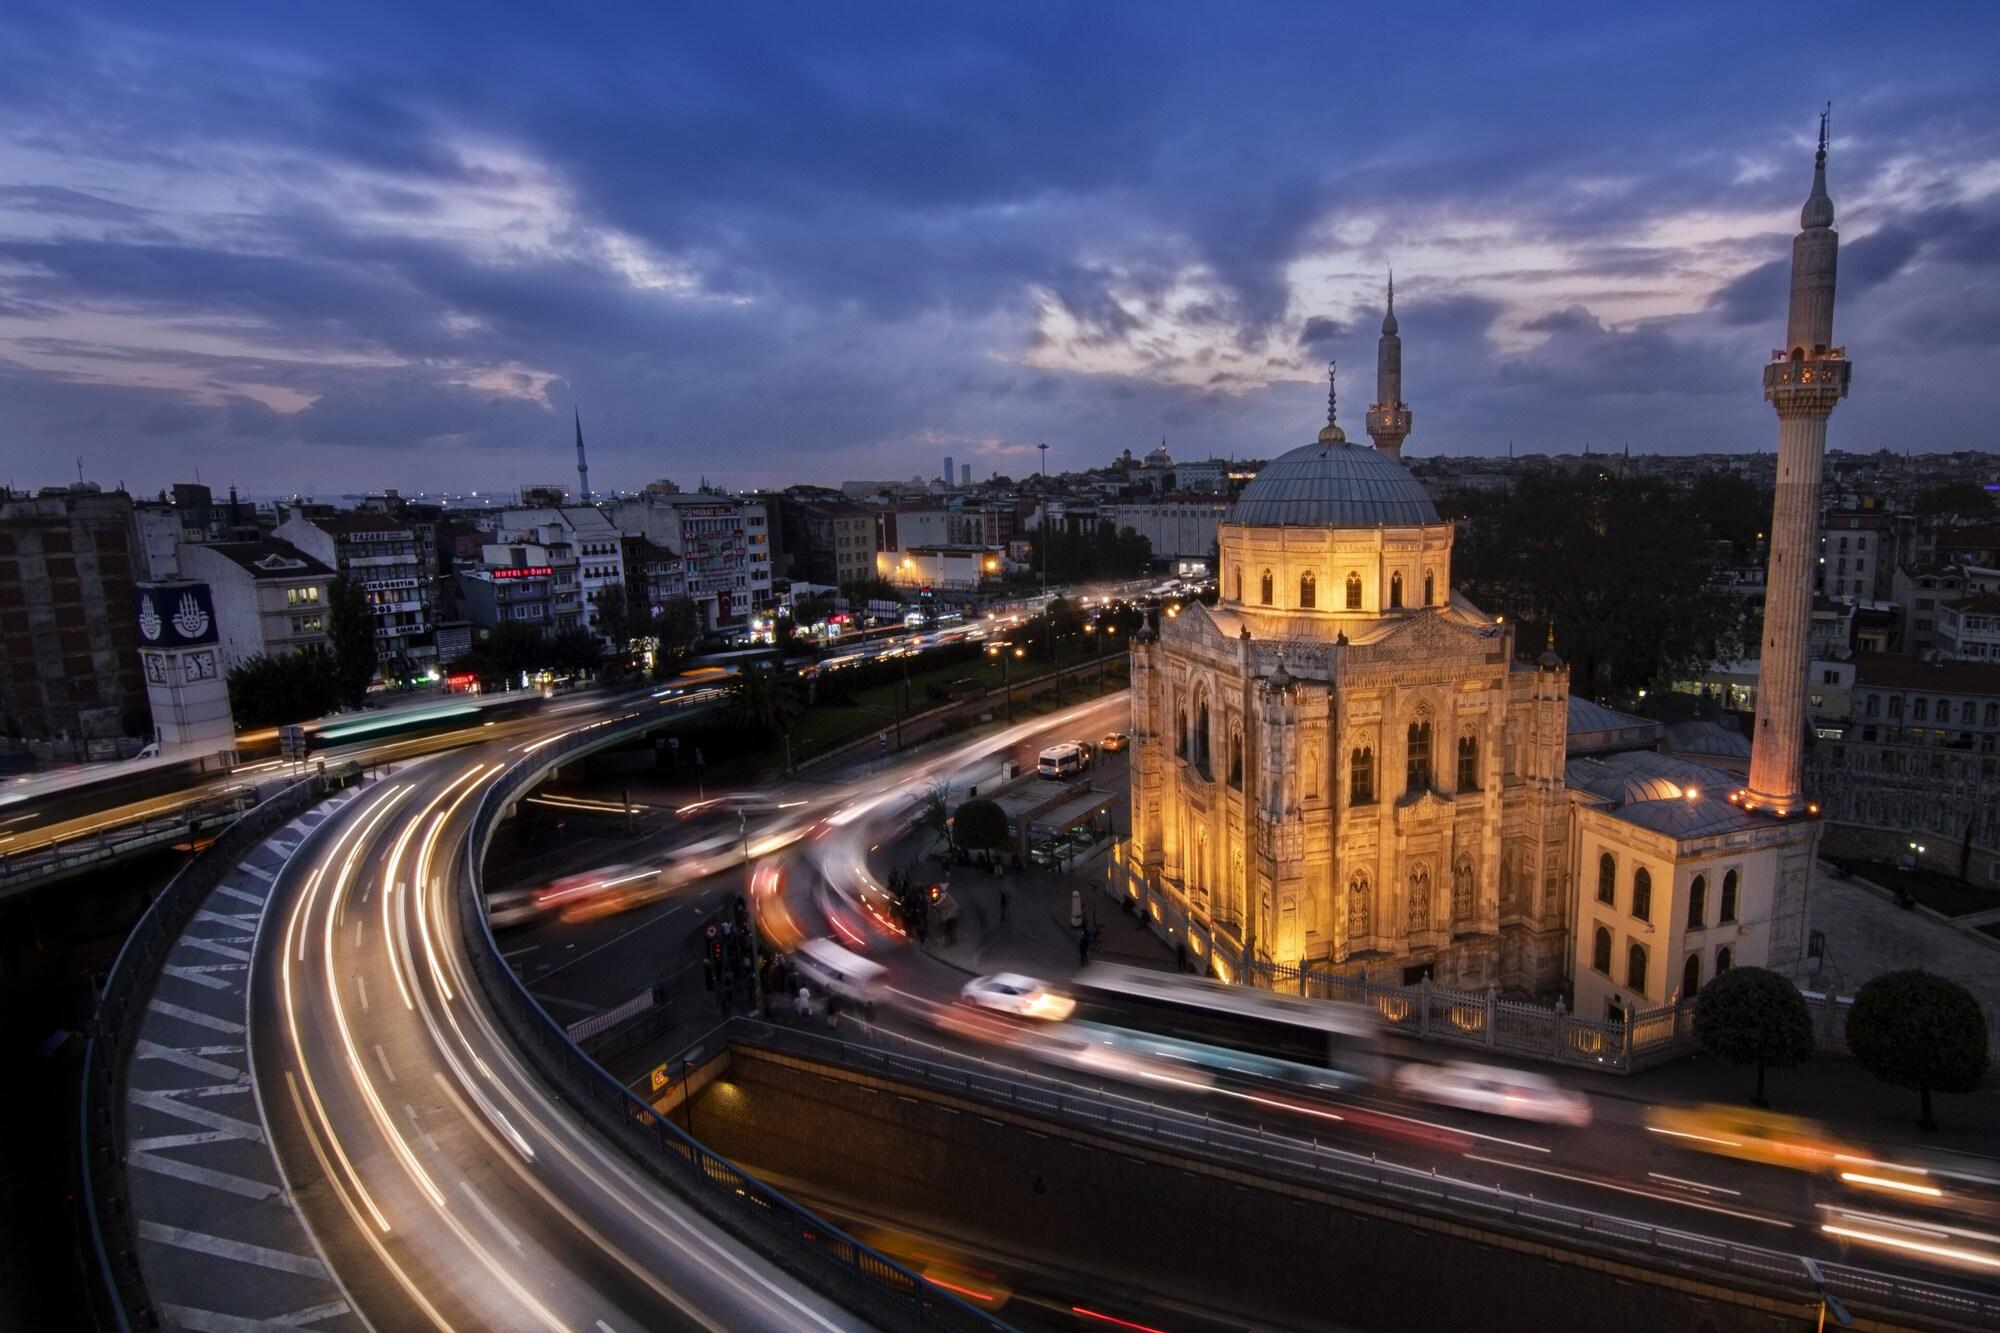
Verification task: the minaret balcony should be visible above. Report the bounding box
[1763,354,1850,414]
[1366,405,1411,436]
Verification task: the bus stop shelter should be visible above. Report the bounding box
[987,777,1118,867]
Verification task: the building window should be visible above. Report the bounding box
[1345,572,1362,609]
[1597,852,1616,905]
[1716,945,1733,975]
[1632,867,1652,923]
[1591,926,1613,975]
[1233,567,1242,603]
[1452,857,1474,924]
[1719,869,1738,923]
[1299,570,1316,609]
[1865,694,1879,717]
[1405,718,1431,793]
[1347,874,1371,939]
[1681,953,1701,1000]
[1194,701,1211,779]
[1456,734,1478,791]
[1390,572,1404,609]
[1937,696,1950,721]
[1175,709,1187,759]
[1350,747,1374,805]
[1964,701,1978,724]
[1423,570,1435,606]
[1889,695,1903,718]
[1687,874,1706,930]
[1228,732,1243,789]
[1914,698,1929,721]
[1260,569,1273,605]
[1627,942,1647,994]
[1407,864,1431,932]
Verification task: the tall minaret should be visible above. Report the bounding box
[573,407,592,504]
[1365,270,1412,459]
[1745,110,1850,816]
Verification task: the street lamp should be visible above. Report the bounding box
[987,641,1021,722]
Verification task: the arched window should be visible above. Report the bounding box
[1260,569,1273,605]
[1591,926,1613,975]
[1423,570,1435,606]
[1632,867,1652,923]
[1299,570,1316,609]
[1456,734,1479,791]
[1408,864,1431,931]
[1627,942,1647,993]
[1596,852,1615,905]
[1347,874,1371,938]
[1406,718,1432,793]
[1681,953,1701,1000]
[1452,857,1474,924]
[1914,697,1929,721]
[1687,874,1707,930]
[1345,572,1362,609]
[1194,701,1211,779]
[1175,709,1187,758]
[1719,869,1738,923]
[1715,944,1733,975]
[1390,571,1404,609]
[1233,566,1242,603]
[1349,746,1374,805]
[1228,731,1243,789]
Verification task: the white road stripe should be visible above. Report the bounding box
[135,1220,328,1277]
[355,973,369,1011]
[148,1000,246,1035]
[127,1152,278,1201]
[178,936,254,964]
[374,1043,397,1083]
[132,1040,243,1081]
[237,861,276,883]
[194,909,261,928]
[127,1087,264,1142]
[163,964,235,991]
[458,1180,525,1252]
[214,885,265,908]
[130,1130,236,1152]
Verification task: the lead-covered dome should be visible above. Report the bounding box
[1228,440,1439,528]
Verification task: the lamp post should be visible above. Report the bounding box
[988,641,1021,723]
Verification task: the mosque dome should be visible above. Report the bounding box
[1227,440,1440,528]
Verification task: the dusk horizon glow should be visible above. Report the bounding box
[3,2,1997,495]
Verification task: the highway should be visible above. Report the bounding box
[492,692,2000,1314]
[243,692,870,1331]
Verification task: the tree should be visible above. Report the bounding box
[227,646,342,729]
[1846,969,1990,1131]
[952,798,1009,855]
[791,592,837,628]
[916,778,955,851]
[650,596,702,675]
[1913,481,1996,516]
[728,665,802,741]
[326,574,378,707]
[1045,595,1085,640]
[548,626,603,676]
[483,622,551,684]
[1687,472,1769,562]
[840,576,904,609]
[1692,965,1815,1106]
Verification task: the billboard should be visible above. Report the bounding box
[136,581,219,648]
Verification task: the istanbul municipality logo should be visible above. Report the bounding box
[138,590,211,644]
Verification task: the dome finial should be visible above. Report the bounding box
[1317,360,1346,443]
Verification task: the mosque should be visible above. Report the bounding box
[1126,124,1841,1016]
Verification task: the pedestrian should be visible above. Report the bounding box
[794,986,813,1023]
[1069,887,1084,931]
[1077,925,1091,966]
[1176,940,1188,974]
[998,886,1009,922]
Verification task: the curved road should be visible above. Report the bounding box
[246,705,868,1331]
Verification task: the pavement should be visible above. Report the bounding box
[1800,861,2000,1050]
[908,847,1180,980]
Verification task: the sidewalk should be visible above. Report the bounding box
[912,851,1179,981]
[1803,863,2000,1050]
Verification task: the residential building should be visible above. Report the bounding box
[620,535,687,616]
[1849,654,2000,751]
[457,549,558,632]
[497,506,626,641]
[1816,510,1887,601]
[176,539,335,668]
[0,486,150,750]
[773,494,876,587]
[1100,498,1230,564]
[608,494,772,631]
[877,544,1003,591]
[1938,593,2000,662]
[273,509,433,666]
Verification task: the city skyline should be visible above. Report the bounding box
[3,4,1998,495]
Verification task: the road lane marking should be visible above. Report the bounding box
[134,1220,328,1277]
[180,936,255,964]
[458,1180,525,1252]
[148,1000,245,1035]
[374,1043,397,1083]
[132,1040,243,1081]
[128,1087,264,1141]
[238,862,276,883]
[163,964,237,991]
[1646,1171,1741,1196]
[1464,1153,1792,1227]
[126,1151,278,1201]
[214,885,265,908]
[355,973,370,1011]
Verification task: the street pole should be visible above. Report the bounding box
[741,811,765,1013]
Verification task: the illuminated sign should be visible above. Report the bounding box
[446,672,477,689]
[135,581,218,647]
[491,566,552,579]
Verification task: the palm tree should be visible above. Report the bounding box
[729,666,803,741]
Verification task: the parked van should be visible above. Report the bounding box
[1038,742,1088,779]
[792,938,887,1009]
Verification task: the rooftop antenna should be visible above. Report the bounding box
[76,457,85,485]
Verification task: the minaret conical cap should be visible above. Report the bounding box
[1381,269,1398,336]
[1801,106,1834,231]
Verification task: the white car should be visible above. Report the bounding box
[485,889,545,931]
[961,973,1075,1021]
[1395,1060,1592,1127]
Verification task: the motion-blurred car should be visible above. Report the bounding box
[485,889,546,931]
[1100,732,1129,754]
[1395,1061,1592,1127]
[961,973,1076,1021]
[1646,1103,1853,1172]
[533,864,660,923]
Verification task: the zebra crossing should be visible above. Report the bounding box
[122,788,368,1333]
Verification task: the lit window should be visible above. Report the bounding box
[1345,572,1362,609]
[1632,867,1652,923]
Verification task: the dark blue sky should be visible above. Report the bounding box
[2,2,1995,495]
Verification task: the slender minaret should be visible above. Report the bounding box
[1745,109,1850,816]
[1365,270,1412,459]
[573,407,591,504]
